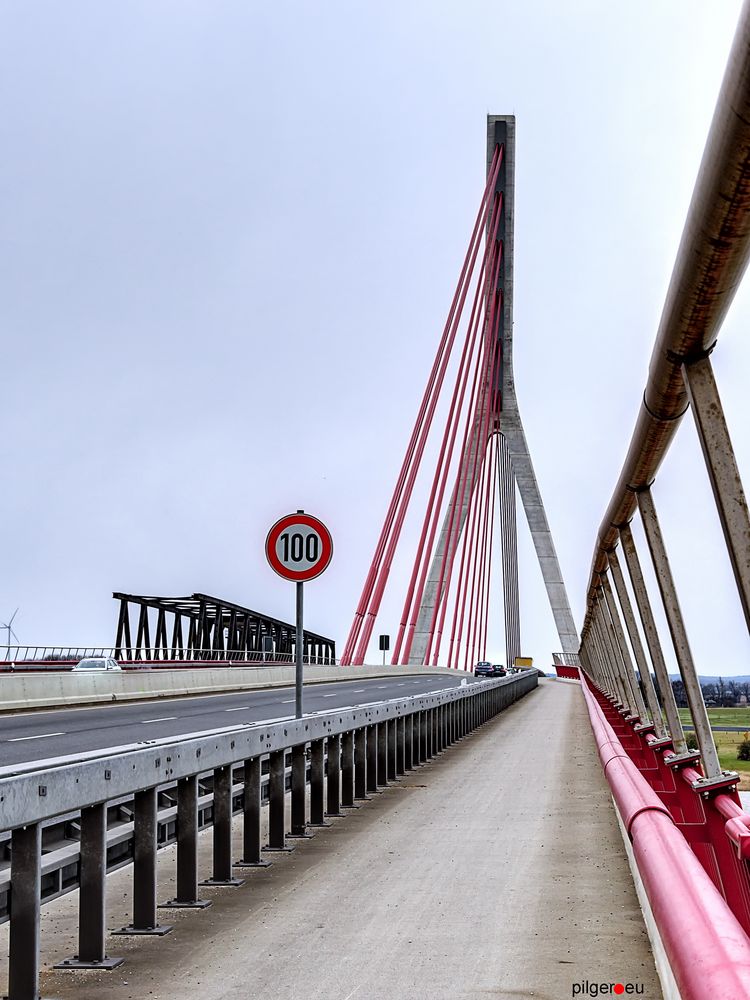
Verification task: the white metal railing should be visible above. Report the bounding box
[0,645,339,667]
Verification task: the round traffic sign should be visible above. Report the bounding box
[265,512,333,582]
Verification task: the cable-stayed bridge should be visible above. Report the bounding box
[7,5,750,999]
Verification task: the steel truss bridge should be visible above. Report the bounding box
[8,4,750,999]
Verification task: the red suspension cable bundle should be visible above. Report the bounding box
[341,144,507,668]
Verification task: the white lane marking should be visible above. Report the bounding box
[396,683,405,686]
[322,694,336,698]
[353,689,366,692]
[141,716,177,724]
[8,732,66,742]
[376,685,388,689]
[225,706,249,712]
[281,699,295,704]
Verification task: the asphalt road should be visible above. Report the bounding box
[0,674,481,767]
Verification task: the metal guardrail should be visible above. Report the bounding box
[578,2,750,959]
[579,5,750,794]
[0,758,315,924]
[551,652,580,666]
[0,670,536,999]
[580,672,750,1000]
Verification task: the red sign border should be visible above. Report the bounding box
[265,512,333,582]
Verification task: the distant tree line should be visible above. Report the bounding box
[662,677,750,708]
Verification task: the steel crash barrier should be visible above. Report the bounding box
[0,670,536,999]
[578,4,750,998]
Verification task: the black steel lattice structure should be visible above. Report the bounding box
[113,592,335,663]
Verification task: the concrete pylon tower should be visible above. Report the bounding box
[408,115,579,664]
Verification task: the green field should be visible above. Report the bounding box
[675,708,750,773]
[678,707,750,729]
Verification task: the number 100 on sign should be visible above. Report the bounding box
[265,512,333,582]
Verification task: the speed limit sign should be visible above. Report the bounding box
[265,512,333,582]
[266,511,332,721]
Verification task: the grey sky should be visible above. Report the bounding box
[2,2,749,676]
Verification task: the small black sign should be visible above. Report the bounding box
[378,634,390,651]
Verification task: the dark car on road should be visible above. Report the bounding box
[475,661,505,678]
[474,661,494,677]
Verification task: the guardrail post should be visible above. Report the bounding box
[387,720,397,780]
[115,787,172,935]
[7,823,43,1000]
[341,731,357,807]
[162,774,214,902]
[56,803,124,969]
[289,744,310,837]
[266,749,292,851]
[404,714,414,769]
[682,354,750,632]
[430,707,438,754]
[355,727,369,799]
[309,738,329,826]
[637,487,724,780]
[366,724,379,792]
[411,712,420,764]
[422,710,430,758]
[202,765,243,886]
[236,757,271,867]
[377,722,388,786]
[326,734,341,816]
[619,522,688,753]
[396,717,406,775]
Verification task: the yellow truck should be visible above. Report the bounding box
[513,656,533,669]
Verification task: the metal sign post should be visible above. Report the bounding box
[379,634,390,667]
[295,581,303,718]
[266,510,333,719]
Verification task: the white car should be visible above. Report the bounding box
[73,656,122,672]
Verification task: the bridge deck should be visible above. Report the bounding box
[20,679,661,999]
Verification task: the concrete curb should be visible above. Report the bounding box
[0,663,459,713]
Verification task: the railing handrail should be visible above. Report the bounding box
[580,672,750,1000]
[0,645,339,665]
[585,0,750,611]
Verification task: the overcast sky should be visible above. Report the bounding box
[2,2,750,677]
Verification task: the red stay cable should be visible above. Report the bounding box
[472,431,498,665]
[424,209,503,667]
[352,153,503,665]
[340,144,502,665]
[436,243,502,666]
[479,433,501,660]
[460,342,500,670]
[395,194,503,664]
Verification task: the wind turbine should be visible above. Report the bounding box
[1,608,19,647]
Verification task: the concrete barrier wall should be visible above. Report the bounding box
[0,663,459,713]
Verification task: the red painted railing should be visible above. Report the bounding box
[554,665,579,680]
[580,672,750,1000]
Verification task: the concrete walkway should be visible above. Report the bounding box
[27,678,661,1000]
